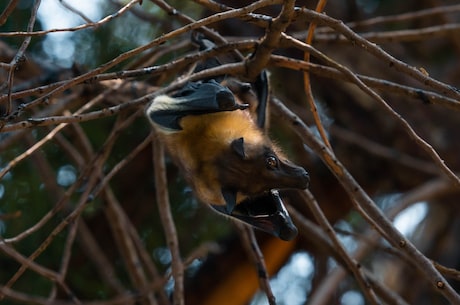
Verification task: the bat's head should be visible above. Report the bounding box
[218,136,309,195]
[212,136,309,241]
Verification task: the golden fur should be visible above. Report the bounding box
[153,108,264,205]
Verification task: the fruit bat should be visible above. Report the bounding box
[145,35,309,241]
[146,78,309,241]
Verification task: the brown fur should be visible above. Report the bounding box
[154,109,265,205]
[147,83,308,211]
[150,106,308,209]
[146,76,308,240]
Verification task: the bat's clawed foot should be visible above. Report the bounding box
[215,89,248,111]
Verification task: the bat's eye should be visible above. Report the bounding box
[266,156,278,169]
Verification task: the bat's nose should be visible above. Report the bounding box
[299,169,310,189]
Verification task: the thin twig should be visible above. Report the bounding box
[237,225,277,305]
[302,0,331,149]
[0,0,20,26]
[0,81,126,179]
[152,137,184,305]
[0,242,79,303]
[0,0,141,37]
[103,187,157,305]
[269,55,460,111]
[76,220,127,294]
[7,0,280,118]
[312,23,460,44]
[308,177,457,304]
[343,4,460,29]
[49,219,81,303]
[125,214,171,305]
[0,285,138,305]
[271,97,460,304]
[59,0,94,23]
[1,112,130,297]
[296,8,460,100]
[91,131,151,199]
[300,190,381,304]
[330,125,439,175]
[281,33,460,187]
[289,207,410,305]
[0,61,248,134]
[0,40,255,106]
[2,0,41,119]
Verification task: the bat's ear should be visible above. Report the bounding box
[230,137,245,159]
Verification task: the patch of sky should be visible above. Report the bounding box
[341,290,365,305]
[153,246,172,266]
[335,219,358,253]
[0,184,4,200]
[393,202,428,237]
[373,193,428,237]
[56,164,77,187]
[251,251,314,305]
[37,0,103,67]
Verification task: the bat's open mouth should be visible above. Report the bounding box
[211,190,298,241]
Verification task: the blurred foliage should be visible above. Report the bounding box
[0,0,222,298]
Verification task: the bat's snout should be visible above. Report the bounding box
[277,160,310,191]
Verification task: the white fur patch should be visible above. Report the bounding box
[146,95,181,134]
[148,95,177,112]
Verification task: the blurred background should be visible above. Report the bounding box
[1,0,459,304]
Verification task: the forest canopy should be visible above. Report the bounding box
[0,1,460,305]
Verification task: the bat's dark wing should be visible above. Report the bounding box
[211,190,298,241]
[192,33,270,129]
[192,33,225,83]
[148,80,248,131]
[253,70,269,129]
